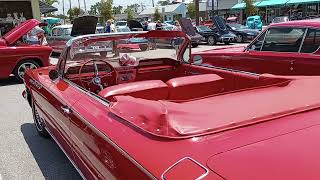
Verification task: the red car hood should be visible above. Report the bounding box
[195,45,246,55]
[207,125,320,180]
[2,19,41,45]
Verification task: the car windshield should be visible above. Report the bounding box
[64,28,72,35]
[65,32,187,73]
[197,26,212,32]
[117,27,131,32]
[116,21,127,26]
[228,24,247,29]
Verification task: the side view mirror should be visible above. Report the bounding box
[192,55,203,65]
[49,69,59,81]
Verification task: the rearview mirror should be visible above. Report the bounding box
[49,69,58,81]
[192,55,203,65]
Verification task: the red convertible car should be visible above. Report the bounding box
[0,19,52,82]
[193,19,320,75]
[23,31,320,179]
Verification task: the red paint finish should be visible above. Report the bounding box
[193,19,320,75]
[22,32,320,179]
[0,19,52,79]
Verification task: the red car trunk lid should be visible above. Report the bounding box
[2,19,40,45]
[206,125,320,180]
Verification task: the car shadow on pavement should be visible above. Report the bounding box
[0,77,21,86]
[21,123,81,180]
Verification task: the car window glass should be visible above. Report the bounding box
[261,28,306,52]
[300,29,320,53]
[52,28,63,36]
[64,28,72,35]
[248,31,266,51]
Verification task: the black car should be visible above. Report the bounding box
[210,15,237,45]
[195,26,220,45]
[226,23,260,43]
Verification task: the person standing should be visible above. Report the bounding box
[105,20,111,33]
[156,20,162,30]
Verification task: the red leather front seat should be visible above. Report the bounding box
[98,80,169,101]
[166,74,224,100]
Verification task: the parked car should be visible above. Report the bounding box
[227,23,260,42]
[23,30,320,179]
[41,17,61,35]
[116,26,149,51]
[211,15,237,44]
[115,20,127,28]
[47,15,98,53]
[192,19,320,75]
[246,15,263,30]
[195,25,220,45]
[0,19,52,82]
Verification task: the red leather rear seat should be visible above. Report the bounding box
[166,74,224,100]
[98,80,168,101]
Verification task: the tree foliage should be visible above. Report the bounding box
[153,8,162,21]
[157,0,170,6]
[67,7,85,20]
[99,0,113,21]
[187,2,196,19]
[88,2,101,15]
[127,8,134,20]
[112,5,123,14]
[126,4,140,13]
[88,0,113,22]
[244,0,257,16]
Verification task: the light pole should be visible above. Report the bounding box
[62,0,65,24]
[195,0,199,25]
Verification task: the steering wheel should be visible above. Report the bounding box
[78,59,116,91]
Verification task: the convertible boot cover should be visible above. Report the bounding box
[110,77,320,138]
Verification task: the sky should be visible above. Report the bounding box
[53,0,166,14]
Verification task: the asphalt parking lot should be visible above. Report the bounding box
[0,43,247,180]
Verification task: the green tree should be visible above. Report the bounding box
[157,0,170,6]
[127,4,140,13]
[67,7,84,20]
[127,8,134,20]
[244,0,257,16]
[153,8,162,21]
[89,2,101,15]
[112,5,123,14]
[187,2,195,19]
[100,0,113,21]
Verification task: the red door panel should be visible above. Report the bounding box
[69,94,151,179]
[235,51,292,75]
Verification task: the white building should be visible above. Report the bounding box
[139,3,187,21]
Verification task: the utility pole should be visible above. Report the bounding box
[152,0,154,7]
[84,0,87,13]
[212,0,214,16]
[69,0,72,13]
[62,0,65,24]
[195,0,199,25]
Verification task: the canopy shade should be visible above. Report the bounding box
[231,2,261,10]
[287,0,320,4]
[257,0,290,7]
